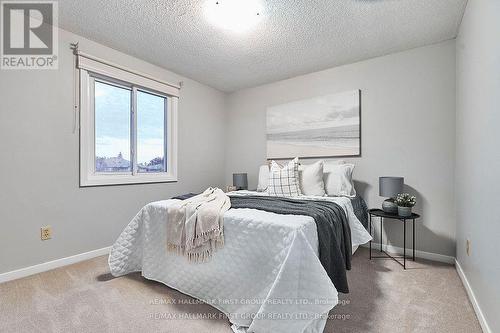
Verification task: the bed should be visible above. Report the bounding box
[108,190,372,333]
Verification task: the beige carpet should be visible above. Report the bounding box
[0,248,481,333]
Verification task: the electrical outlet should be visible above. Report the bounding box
[41,226,52,240]
[466,239,470,256]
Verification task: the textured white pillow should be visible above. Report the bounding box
[323,163,356,197]
[299,161,325,196]
[267,158,301,197]
[257,164,270,192]
[324,159,346,167]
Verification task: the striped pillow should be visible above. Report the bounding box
[267,157,301,197]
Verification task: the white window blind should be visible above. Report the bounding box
[76,51,180,97]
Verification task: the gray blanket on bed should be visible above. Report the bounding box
[350,196,369,229]
[173,193,369,229]
[229,195,352,293]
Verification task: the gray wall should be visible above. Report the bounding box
[225,41,457,257]
[0,28,227,274]
[0,26,464,275]
[456,0,500,331]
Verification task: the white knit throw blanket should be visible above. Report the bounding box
[166,188,231,262]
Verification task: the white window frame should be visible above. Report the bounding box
[78,54,178,186]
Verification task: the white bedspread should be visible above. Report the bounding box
[108,192,372,333]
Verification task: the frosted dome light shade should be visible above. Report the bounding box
[204,0,263,33]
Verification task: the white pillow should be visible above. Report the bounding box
[324,159,346,167]
[267,158,301,197]
[257,164,270,192]
[323,163,356,197]
[299,161,325,196]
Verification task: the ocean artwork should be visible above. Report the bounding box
[266,90,361,159]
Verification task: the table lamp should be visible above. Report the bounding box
[233,173,248,190]
[379,176,404,214]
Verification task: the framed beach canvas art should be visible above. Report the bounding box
[266,90,361,159]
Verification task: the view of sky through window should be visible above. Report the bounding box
[94,80,167,173]
[137,90,166,172]
[95,81,131,172]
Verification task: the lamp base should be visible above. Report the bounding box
[382,198,398,214]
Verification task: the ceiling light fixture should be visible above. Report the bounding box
[204,0,263,33]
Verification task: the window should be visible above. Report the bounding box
[78,53,178,186]
[136,90,167,173]
[94,80,132,173]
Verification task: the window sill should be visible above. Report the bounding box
[80,173,177,187]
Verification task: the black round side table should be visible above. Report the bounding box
[368,209,421,269]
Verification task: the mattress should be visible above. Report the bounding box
[108,191,372,333]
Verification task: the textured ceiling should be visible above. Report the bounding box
[58,0,467,92]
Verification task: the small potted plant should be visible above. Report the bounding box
[395,193,416,217]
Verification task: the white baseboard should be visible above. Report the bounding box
[0,246,111,284]
[362,242,455,264]
[455,260,491,333]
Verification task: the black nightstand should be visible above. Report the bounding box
[368,209,421,269]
